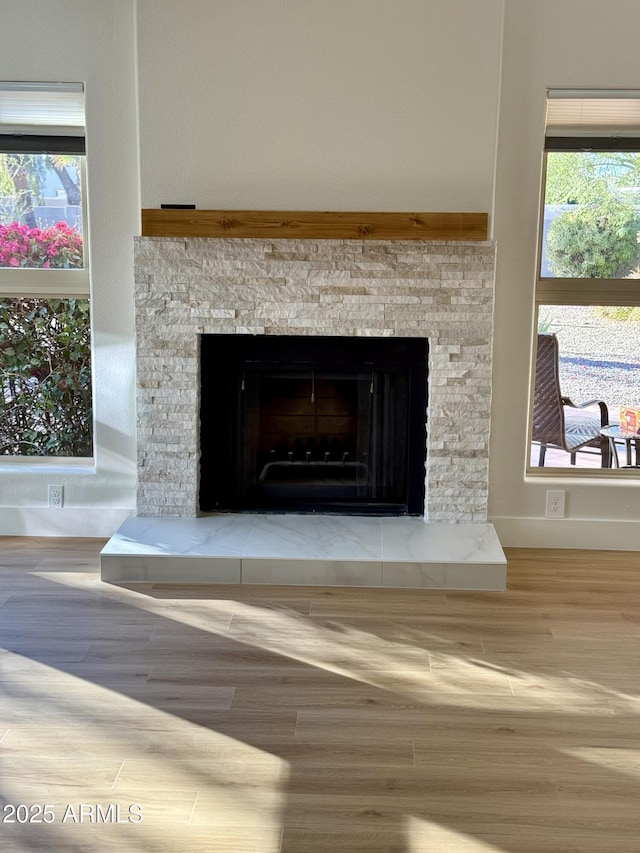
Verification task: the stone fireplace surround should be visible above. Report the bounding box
[100,235,506,588]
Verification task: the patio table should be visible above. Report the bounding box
[600,424,640,468]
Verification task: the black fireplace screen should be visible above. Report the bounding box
[199,335,427,515]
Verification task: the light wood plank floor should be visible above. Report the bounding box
[1,539,640,852]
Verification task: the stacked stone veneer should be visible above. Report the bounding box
[134,236,496,522]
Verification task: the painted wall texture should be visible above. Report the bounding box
[136,0,503,214]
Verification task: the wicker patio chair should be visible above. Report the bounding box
[532,333,611,467]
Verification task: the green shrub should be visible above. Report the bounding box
[0,298,92,456]
[592,305,640,322]
[546,207,640,278]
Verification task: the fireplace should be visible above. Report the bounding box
[133,236,496,523]
[199,334,428,515]
[103,232,505,589]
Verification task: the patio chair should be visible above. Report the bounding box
[531,333,611,467]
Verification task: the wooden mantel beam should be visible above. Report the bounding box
[141,209,488,241]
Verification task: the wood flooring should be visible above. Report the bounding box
[1,539,640,851]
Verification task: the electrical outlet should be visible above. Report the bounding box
[48,484,64,509]
[545,489,565,518]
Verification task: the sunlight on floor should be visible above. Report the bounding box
[37,570,640,714]
[405,815,507,851]
[559,747,640,782]
[6,549,640,850]
[1,652,288,852]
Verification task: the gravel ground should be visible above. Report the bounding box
[540,305,640,414]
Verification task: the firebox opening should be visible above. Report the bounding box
[199,335,428,516]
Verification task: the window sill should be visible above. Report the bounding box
[0,456,95,473]
[525,468,640,485]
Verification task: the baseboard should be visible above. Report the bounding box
[3,509,637,554]
[0,507,133,538]
[493,517,640,551]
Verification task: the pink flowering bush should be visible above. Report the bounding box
[0,221,83,269]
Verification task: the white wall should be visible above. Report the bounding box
[0,0,139,535]
[491,0,640,547]
[136,0,504,213]
[3,0,638,547]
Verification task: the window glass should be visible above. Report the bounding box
[531,305,640,469]
[0,153,84,269]
[0,297,92,457]
[532,91,640,474]
[541,150,640,279]
[0,83,91,459]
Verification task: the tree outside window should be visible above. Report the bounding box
[542,151,640,280]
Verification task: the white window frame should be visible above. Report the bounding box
[0,157,89,298]
[529,89,640,476]
[0,82,92,461]
[0,82,89,298]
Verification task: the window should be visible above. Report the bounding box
[530,90,640,471]
[0,82,92,457]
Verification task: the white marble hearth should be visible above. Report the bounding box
[100,515,506,590]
